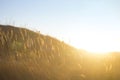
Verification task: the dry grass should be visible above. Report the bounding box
[0,24,120,80]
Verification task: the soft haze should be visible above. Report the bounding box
[0,0,120,53]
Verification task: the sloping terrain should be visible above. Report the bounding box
[0,25,82,80]
[0,24,120,80]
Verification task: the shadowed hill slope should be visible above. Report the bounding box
[0,25,79,59]
[1,25,120,80]
[0,25,83,80]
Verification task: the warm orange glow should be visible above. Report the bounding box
[67,32,120,54]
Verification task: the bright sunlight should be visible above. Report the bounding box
[66,31,120,54]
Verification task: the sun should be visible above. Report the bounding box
[72,41,110,54]
[72,38,120,54]
[61,30,120,55]
[67,32,120,55]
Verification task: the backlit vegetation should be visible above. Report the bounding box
[0,25,120,80]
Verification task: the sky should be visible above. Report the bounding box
[0,0,120,53]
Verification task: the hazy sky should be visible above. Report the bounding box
[0,0,120,52]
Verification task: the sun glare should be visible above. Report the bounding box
[68,32,120,54]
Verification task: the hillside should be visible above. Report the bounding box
[0,24,120,80]
[0,24,82,80]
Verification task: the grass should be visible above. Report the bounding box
[0,24,120,80]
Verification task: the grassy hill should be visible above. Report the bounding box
[0,24,120,80]
[0,24,82,80]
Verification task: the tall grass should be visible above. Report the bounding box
[0,25,120,80]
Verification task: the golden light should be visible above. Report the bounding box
[67,31,120,55]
